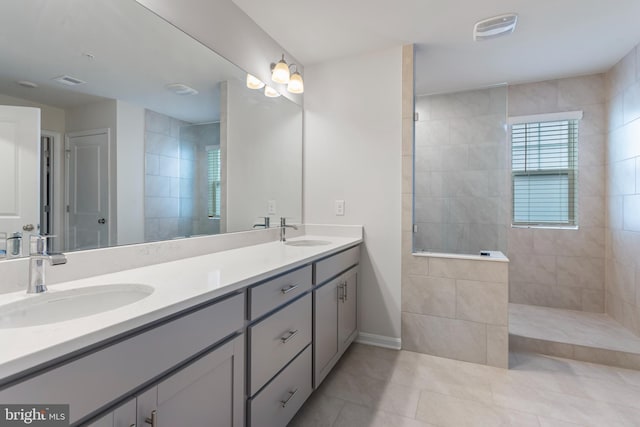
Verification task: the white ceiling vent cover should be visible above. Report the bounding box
[474,14,518,41]
[53,75,86,86]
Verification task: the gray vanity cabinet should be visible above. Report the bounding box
[338,267,358,350]
[313,247,360,388]
[86,335,244,427]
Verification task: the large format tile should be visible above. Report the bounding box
[415,390,539,427]
[402,312,487,364]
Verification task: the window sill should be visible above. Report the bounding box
[511,224,578,230]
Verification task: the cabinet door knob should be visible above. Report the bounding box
[281,284,299,295]
[98,218,106,224]
[344,282,348,301]
[144,410,157,427]
[280,388,299,408]
[280,329,299,344]
[338,282,345,302]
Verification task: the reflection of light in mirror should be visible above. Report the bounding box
[246,74,265,90]
[264,86,281,98]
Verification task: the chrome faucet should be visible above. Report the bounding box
[28,235,67,294]
[253,216,270,229]
[280,217,298,242]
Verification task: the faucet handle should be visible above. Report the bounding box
[29,235,57,256]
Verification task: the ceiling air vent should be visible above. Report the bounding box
[165,83,199,96]
[53,75,86,86]
[473,14,518,41]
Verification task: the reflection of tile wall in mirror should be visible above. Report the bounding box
[0,0,303,258]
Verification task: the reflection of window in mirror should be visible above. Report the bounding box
[207,146,221,219]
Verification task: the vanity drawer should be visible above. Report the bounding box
[314,245,360,285]
[0,292,245,424]
[249,345,312,427]
[249,293,311,396]
[249,265,312,320]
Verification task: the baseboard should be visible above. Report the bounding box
[355,332,402,350]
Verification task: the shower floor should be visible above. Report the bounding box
[509,303,640,370]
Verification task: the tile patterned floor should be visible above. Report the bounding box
[509,304,640,354]
[289,344,640,427]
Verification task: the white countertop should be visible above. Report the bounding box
[0,234,362,382]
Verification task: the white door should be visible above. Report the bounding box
[0,105,40,255]
[66,129,111,251]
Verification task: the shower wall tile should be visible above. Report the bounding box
[507,74,607,312]
[456,279,508,325]
[403,275,456,318]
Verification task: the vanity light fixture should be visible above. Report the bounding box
[271,54,291,84]
[270,54,305,94]
[287,70,304,94]
[246,73,265,89]
[264,85,281,98]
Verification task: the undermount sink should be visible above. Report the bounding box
[0,284,154,329]
[285,239,332,247]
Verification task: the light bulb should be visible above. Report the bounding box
[246,74,265,89]
[287,72,304,94]
[264,86,281,98]
[271,55,290,84]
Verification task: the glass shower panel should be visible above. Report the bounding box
[413,86,508,255]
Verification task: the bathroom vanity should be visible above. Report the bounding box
[0,231,361,427]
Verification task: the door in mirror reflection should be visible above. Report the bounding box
[0,105,40,256]
[66,129,111,250]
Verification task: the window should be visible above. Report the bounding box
[206,146,221,218]
[510,112,580,227]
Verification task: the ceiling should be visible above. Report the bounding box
[232,0,640,95]
[0,0,246,123]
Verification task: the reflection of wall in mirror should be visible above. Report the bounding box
[222,80,303,233]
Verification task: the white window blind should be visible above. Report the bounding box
[206,146,221,218]
[511,119,578,226]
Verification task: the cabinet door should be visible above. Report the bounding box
[338,268,358,352]
[313,277,339,387]
[113,399,136,427]
[86,398,135,427]
[155,335,245,427]
[133,335,245,427]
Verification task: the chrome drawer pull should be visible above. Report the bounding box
[280,329,299,343]
[338,282,345,302]
[281,284,299,294]
[280,388,299,408]
[144,410,157,427]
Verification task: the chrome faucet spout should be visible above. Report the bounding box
[27,235,67,294]
[279,218,298,242]
[28,253,67,294]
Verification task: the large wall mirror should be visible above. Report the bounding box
[0,0,302,258]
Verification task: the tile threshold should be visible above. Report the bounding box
[509,303,640,370]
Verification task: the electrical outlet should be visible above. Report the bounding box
[335,200,345,216]
[268,200,276,215]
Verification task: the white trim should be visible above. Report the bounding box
[413,251,508,262]
[355,332,402,350]
[507,110,583,125]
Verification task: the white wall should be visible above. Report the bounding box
[224,79,303,232]
[116,101,145,245]
[304,46,403,341]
